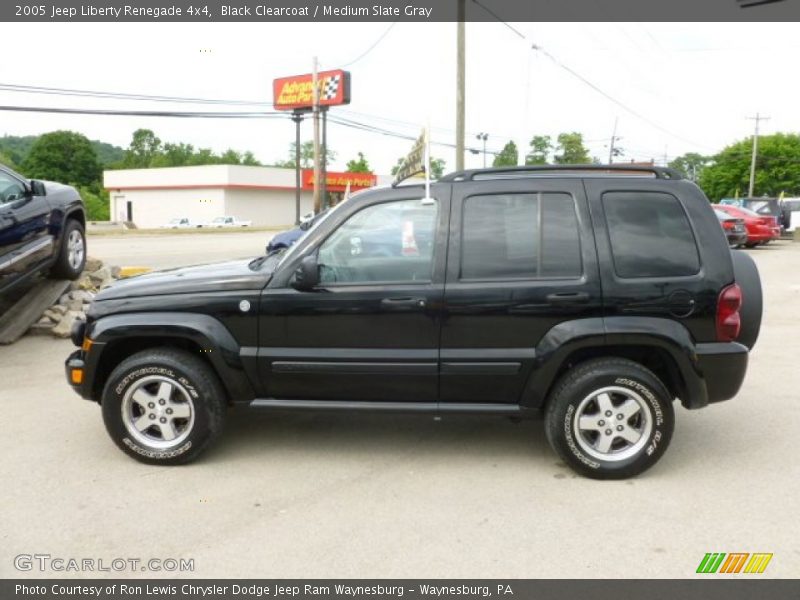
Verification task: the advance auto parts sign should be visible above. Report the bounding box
[273,70,351,111]
[301,169,377,192]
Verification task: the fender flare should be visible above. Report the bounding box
[87,312,256,403]
[520,317,707,409]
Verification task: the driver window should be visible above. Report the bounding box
[318,198,438,284]
[0,172,26,206]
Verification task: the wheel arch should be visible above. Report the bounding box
[521,317,708,410]
[87,312,256,405]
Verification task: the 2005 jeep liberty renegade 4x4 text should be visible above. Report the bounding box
[65,165,762,479]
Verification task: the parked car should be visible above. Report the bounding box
[1,164,86,295]
[713,208,748,248]
[208,216,252,228]
[721,197,784,231]
[715,204,780,246]
[266,209,329,253]
[160,217,204,229]
[65,165,761,480]
[780,198,800,233]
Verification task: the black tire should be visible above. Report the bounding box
[101,348,226,465]
[731,250,763,350]
[545,358,675,480]
[50,219,86,280]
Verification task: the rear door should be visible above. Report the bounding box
[440,178,601,404]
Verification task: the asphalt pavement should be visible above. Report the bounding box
[0,241,798,578]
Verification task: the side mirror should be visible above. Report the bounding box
[30,180,46,196]
[291,255,320,291]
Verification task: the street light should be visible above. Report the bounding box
[476,132,489,168]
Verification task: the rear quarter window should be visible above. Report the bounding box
[602,191,700,279]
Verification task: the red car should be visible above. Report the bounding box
[715,204,780,247]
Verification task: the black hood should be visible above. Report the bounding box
[95,259,268,301]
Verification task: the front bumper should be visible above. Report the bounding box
[695,342,749,405]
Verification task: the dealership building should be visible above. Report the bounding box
[103,165,383,229]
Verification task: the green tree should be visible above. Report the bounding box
[669,152,710,181]
[22,130,100,187]
[121,129,162,168]
[0,150,18,170]
[554,132,591,164]
[700,133,800,201]
[391,156,445,180]
[346,152,372,173]
[525,135,552,165]
[493,140,519,167]
[275,141,336,169]
[78,184,110,221]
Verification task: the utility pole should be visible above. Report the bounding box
[608,117,619,164]
[291,111,304,225]
[476,132,488,167]
[456,0,465,171]
[312,56,321,213]
[747,113,770,197]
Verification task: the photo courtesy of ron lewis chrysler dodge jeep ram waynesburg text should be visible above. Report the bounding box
[64,165,762,479]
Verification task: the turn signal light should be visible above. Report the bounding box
[716,284,742,342]
[70,368,84,385]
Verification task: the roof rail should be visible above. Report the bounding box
[439,164,683,182]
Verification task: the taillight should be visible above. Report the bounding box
[716,284,742,342]
[722,221,734,230]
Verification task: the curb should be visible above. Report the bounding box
[119,266,152,278]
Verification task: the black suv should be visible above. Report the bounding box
[1,165,87,294]
[65,166,761,479]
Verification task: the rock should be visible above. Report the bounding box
[37,315,56,325]
[89,266,112,283]
[29,322,56,336]
[70,290,94,303]
[99,278,115,290]
[84,257,103,272]
[110,266,121,279]
[52,310,85,338]
[67,299,84,311]
[48,304,68,316]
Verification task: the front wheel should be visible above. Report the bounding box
[50,219,86,279]
[545,358,675,479]
[101,348,226,465]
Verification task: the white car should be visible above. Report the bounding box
[209,216,252,228]
[160,217,204,229]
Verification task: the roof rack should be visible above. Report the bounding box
[439,164,683,182]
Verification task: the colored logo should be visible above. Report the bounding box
[696,552,773,574]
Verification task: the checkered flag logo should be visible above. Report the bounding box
[322,75,341,101]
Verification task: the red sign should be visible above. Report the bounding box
[273,70,351,111]
[301,169,377,192]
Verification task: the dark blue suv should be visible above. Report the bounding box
[0,165,86,295]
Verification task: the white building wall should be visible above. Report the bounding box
[223,189,313,228]
[110,188,226,229]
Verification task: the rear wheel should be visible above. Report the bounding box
[101,348,226,465]
[545,358,675,479]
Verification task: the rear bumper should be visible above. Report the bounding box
[695,342,749,405]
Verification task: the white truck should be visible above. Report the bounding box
[208,216,252,228]
[160,217,204,229]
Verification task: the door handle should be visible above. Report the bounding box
[546,292,590,304]
[380,297,427,311]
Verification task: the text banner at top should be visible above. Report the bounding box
[3,0,800,22]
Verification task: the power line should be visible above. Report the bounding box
[0,105,285,118]
[338,22,398,68]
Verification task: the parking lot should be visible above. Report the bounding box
[0,237,798,578]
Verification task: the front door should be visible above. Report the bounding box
[0,171,53,289]
[258,189,449,403]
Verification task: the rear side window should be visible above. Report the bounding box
[602,191,700,278]
[461,192,582,280]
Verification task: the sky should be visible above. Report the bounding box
[1,21,799,175]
